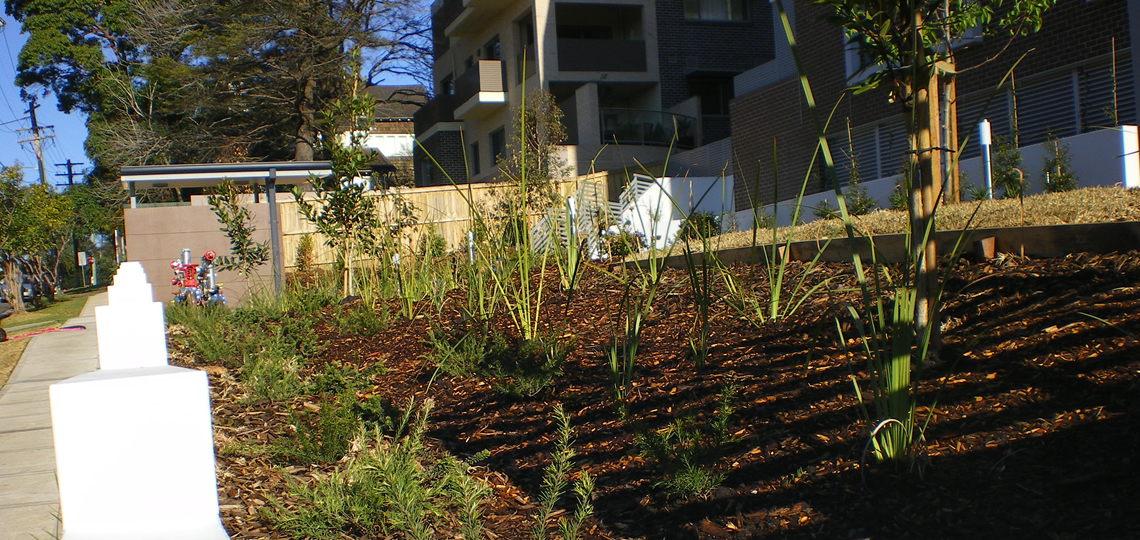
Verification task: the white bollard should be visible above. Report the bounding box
[49,366,230,540]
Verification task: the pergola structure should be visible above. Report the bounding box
[120,161,333,292]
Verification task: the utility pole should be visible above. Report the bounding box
[55,159,84,185]
[18,98,54,186]
[56,160,87,288]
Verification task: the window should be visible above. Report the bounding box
[843,33,883,85]
[470,142,480,175]
[484,35,501,60]
[440,74,455,96]
[688,76,734,115]
[683,0,745,22]
[490,128,506,165]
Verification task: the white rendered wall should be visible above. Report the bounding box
[735,126,1140,228]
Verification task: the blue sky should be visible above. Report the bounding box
[0,15,89,188]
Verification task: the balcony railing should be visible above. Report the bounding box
[557,39,646,72]
[455,60,505,105]
[600,109,698,149]
[414,93,456,134]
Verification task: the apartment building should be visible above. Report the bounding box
[729,0,1140,211]
[414,0,775,187]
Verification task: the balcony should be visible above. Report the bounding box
[600,109,698,149]
[414,93,456,135]
[557,39,646,72]
[453,60,507,120]
[438,0,515,37]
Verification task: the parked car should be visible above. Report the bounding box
[0,276,38,305]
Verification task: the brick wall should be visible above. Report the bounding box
[730,0,1134,210]
[415,130,467,186]
[654,0,775,111]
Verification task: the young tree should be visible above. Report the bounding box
[819,0,1056,346]
[291,86,382,298]
[208,180,271,276]
[0,167,73,314]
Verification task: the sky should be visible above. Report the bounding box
[0,15,90,189]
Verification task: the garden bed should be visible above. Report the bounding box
[171,250,1140,539]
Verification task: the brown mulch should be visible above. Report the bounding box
[174,250,1140,539]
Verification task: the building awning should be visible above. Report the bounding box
[120,161,333,190]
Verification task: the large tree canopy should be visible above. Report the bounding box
[6,0,429,177]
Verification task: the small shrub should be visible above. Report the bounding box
[294,233,316,284]
[992,135,1024,199]
[634,385,738,499]
[266,399,493,540]
[427,324,574,397]
[679,212,721,240]
[888,180,909,210]
[242,351,306,402]
[531,404,594,540]
[333,302,387,337]
[962,182,989,202]
[275,392,361,465]
[308,361,385,395]
[602,228,645,258]
[1042,134,1078,193]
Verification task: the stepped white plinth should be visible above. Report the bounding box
[95,300,168,369]
[49,366,229,540]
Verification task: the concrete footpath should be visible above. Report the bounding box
[0,293,106,540]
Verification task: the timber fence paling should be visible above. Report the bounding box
[280,173,610,269]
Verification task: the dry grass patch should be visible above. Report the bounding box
[703,187,1140,252]
[0,339,30,388]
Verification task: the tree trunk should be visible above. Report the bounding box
[944,69,960,203]
[1,259,26,315]
[915,58,942,355]
[294,74,317,161]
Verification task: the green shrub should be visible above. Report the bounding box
[333,302,387,337]
[531,404,594,540]
[427,324,574,397]
[266,399,493,540]
[992,135,1024,199]
[242,352,306,402]
[634,386,737,499]
[679,212,721,240]
[1042,134,1078,193]
[275,392,361,465]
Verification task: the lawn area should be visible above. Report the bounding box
[0,288,104,388]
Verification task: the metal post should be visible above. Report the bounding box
[128,182,137,209]
[266,169,282,292]
[979,119,993,199]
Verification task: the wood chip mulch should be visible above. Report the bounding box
[171,251,1140,539]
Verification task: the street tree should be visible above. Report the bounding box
[0,167,73,314]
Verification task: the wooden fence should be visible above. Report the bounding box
[279,172,610,268]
